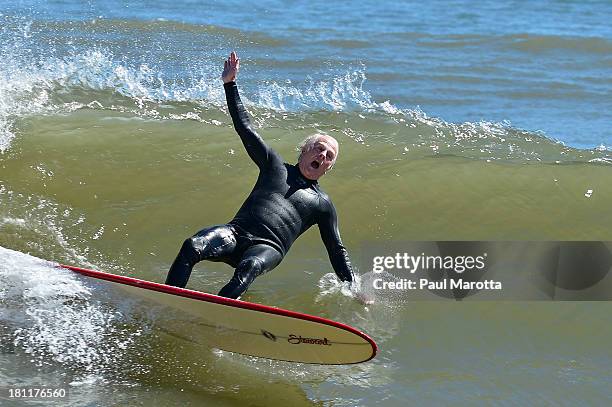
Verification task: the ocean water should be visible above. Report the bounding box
[1,0,611,406]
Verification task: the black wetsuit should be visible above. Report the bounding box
[165,81,354,298]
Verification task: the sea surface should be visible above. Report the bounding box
[1,0,611,406]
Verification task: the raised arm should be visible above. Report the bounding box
[318,199,355,283]
[222,51,273,168]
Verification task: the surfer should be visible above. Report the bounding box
[165,51,355,299]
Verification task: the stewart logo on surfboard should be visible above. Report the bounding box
[287,334,332,346]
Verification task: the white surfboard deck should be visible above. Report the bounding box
[59,264,377,365]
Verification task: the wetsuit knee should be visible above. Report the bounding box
[179,237,202,265]
[167,225,238,288]
[235,256,264,283]
[217,256,265,299]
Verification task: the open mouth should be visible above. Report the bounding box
[310,161,320,169]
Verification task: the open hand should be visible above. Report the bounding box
[222,51,240,83]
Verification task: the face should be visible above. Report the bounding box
[298,135,339,180]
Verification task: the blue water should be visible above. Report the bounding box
[2,0,611,149]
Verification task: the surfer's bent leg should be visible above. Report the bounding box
[165,225,237,288]
[217,244,282,299]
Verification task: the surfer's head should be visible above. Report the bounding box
[298,134,339,180]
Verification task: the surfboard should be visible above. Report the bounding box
[58,264,377,365]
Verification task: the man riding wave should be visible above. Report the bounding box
[165,51,355,299]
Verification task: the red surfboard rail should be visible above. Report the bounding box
[58,264,378,363]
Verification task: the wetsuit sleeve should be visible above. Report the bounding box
[224,81,279,168]
[318,199,355,283]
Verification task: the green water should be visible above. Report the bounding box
[1,109,611,406]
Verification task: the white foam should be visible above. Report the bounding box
[0,246,144,383]
[316,272,358,300]
[256,68,380,112]
[0,217,27,227]
[0,31,224,152]
[588,157,612,164]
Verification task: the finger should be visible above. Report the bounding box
[236,59,240,70]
